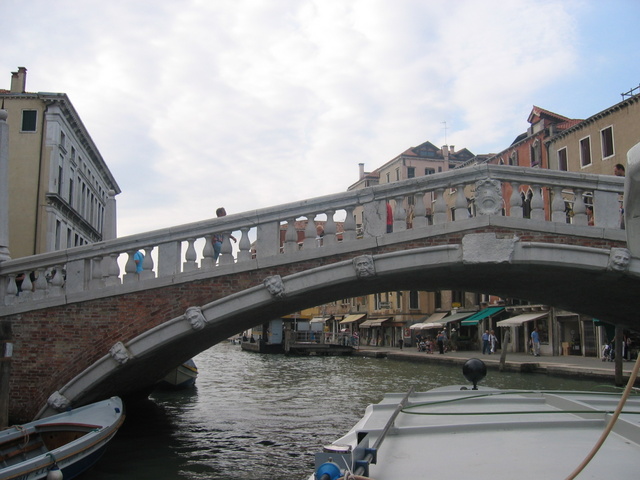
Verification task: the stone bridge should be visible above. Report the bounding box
[2,158,640,422]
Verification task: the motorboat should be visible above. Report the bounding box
[312,359,640,480]
[156,359,198,390]
[0,396,124,480]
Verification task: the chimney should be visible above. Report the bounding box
[442,146,449,160]
[10,67,27,93]
[358,163,365,180]
[450,145,455,154]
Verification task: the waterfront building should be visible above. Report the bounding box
[0,67,120,260]
[547,88,640,176]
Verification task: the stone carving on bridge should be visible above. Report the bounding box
[47,391,71,412]
[264,275,286,299]
[353,255,376,279]
[185,306,207,330]
[462,233,517,264]
[608,247,631,272]
[109,341,134,365]
[474,178,503,216]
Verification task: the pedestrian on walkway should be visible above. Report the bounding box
[482,330,490,354]
[489,330,498,354]
[531,327,541,356]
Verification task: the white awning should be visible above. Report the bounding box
[425,312,449,323]
[340,314,366,324]
[497,312,548,327]
[359,317,392,328]
[310,317,330,323]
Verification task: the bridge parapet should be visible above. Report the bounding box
[0,165,625,313]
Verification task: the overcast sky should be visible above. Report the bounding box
[2,0,640,237]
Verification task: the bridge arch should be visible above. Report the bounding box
[37,231,640,418]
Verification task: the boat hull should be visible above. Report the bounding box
[0,396,125,480]
[157,359,198,390]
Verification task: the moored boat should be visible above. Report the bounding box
[0,396,124,480]
[312,359,640,480]
[156,359,198,390]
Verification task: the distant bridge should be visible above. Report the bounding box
[2,157,640,421]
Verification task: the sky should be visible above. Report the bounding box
[2,0,640,238]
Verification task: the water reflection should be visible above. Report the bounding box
[87,343,607,480]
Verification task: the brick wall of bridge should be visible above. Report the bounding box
[4,227,625,421]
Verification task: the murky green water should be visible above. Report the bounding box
[87,342,608,480]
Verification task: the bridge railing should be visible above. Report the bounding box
[0,165,625,311]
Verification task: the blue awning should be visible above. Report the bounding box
[461,307,505,326]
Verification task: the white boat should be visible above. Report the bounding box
[0,396,124,480]
[157,359,198,390]
[312,359,640,480]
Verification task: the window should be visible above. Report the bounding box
[21,110,37,132]
[395,168,400,181]
[579,137,592,167]
[509,151,518,166]
[601,126,614,159]
[409,291,419,310]
[425,168,435,175]
[530,140,541,167]
[557,148,568,171]
[407,167,415,178]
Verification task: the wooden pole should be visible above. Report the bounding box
[499,329,511,372]
[615,325,624,387]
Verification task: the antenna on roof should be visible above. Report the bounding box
[442,121,448,146]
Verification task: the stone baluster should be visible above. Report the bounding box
[323,210,337,246]
[33,268,48,299]
[393,196,406,232]
[303,213,317,249]
[530,185,545,221]
[89,256,103,289]
[509,182,523,218]
[551,186,566,223]
[48,265,64,296]
[201,235,215,269]
[123,250,138,284]
[284,218,298,254]
[342,207,356,242]
[412,191,427,229]
[4,274,17,305]
[140,246,155,279]
[219,234,234,265]
[433,188,448,224]
[454,185,470,220]
[237,227,252,262]
[183,238,198,272]
[105,253,121,287]
[572,189,588,226]
[19,272,33,301]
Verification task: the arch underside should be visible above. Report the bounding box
[44,238,639,417]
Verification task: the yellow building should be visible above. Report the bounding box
[547,91,640,176]
[0,67,120,260]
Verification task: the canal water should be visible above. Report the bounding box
[87,342,608,480]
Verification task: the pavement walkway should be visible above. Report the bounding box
[354,345,640,386]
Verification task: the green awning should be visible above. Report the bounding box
[461,307,505,326]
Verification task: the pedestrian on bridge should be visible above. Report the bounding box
[213,207,237,260]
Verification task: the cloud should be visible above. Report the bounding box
[2,0,639,236]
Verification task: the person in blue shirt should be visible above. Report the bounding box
[482,330,490,354]
[531,327,541,356]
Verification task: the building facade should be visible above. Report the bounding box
[0,67,120,260]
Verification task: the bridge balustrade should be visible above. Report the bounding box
[0,165,624,311]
